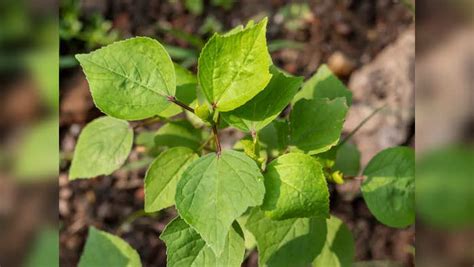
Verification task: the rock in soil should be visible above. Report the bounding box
[344,27,415,166]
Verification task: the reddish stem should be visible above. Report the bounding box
[167,96,194,113]
[212,124,222,156]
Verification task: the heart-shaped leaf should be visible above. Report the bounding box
[362,146,415,228]
[222,66,303,132]
[198,19,272,111]
[69,116,133,180]
[312,216,355,267]
[292,64,352,106]
[160,217,245,267]
[79,227,141,267]
[144,147,199,212]
[245,208,325,267]
[175,150,265,255]
[289,98,348,155]
[262,153,329,220]
[76,37,175,120]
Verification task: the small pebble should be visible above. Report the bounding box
[328,51,356,76]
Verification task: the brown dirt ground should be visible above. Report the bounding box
[59,1,415,266]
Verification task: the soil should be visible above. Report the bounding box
[59,1,415,266]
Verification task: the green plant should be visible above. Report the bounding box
[158,20,304,69]
[24,227,59,267]
[416,145,474,228]
[71,18,414,267]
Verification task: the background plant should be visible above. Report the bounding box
[70,17,414,267]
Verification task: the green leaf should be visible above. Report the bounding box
[175,150,265,255]
[174,63,198,85]
[158,64,197,118]
[154,120,202,151]
[135,131,156,149]
[312,216,355,267]
[15,117,59,181]
[69,116,133,180]
[185,104,207,128]
[315,143,338,167]
[362,146,415,228]
[222,66,303,132]
[292,64,352,106]
[223,25,244,36]
[164,44,198,63]
[334,142,361,176]
[24,228,59,267]
[28,46,59,110]
[262,153,329,220]
[160,217,245,267]
[236,213,257,250]
[234,138,259,161]
[245,208,325,267]
[198,18,272,111]
[144,147,198,212]
[259,119,290,156]
[316,141,360,175]
[135,131,162,156]
[416,146,474,228]
[76,37,175,120]
[79,227,141,267]
[289,98,348,155]
[194,103,212,122]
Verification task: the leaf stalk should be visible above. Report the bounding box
[168,96,222,155]
[167,96,195,113]
[212,124,222,156]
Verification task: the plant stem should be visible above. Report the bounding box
[339,104,387,146]
[168,96,222,155]
[212,124,222,156]
[250,130,257,140]
[250,130,260,157]
[212,113,222,156]
[167,96,194,113]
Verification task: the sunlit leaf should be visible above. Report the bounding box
[175,150,265,255]
[198,19,272,111]
[76,37,175,120]
[362,147,415,228]
[160,217,245,267]
[69,116,133,179]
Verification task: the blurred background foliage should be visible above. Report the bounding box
[0,0,58,266]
